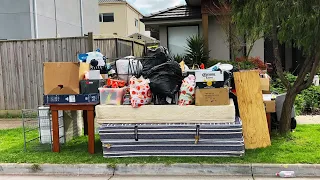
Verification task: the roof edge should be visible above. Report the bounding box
[145,5,187,18]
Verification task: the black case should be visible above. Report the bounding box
[80,80,105,94]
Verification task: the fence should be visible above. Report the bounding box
[0,33,145,110]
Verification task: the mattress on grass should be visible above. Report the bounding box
[96,99,235,124]
[99,118,245,158]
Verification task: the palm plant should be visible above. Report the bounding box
[185,35,209,66]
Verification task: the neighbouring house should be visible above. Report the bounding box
[0,0,99,39]
[141,0,264,61]
[128,32,160,44]
[99,0,145,37]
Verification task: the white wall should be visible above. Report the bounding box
[159,26,168,47]
[0,0,33,39]
[208,16,229,60]
[83,0,99,35]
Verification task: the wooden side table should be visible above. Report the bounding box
[49,103,98,154]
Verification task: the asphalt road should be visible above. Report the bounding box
[1,175,320,180]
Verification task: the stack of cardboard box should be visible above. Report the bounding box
[194,70,230,106]
[261,77,276,113]
[43,62,100,104]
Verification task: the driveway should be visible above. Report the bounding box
[0,119,22,129]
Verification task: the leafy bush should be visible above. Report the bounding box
[270,73,320,115]
[185,35,209,66]
[206,57,266,70]
[173,54,184,63]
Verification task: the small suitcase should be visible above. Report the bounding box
[80,80,105,94]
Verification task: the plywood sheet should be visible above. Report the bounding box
[96,100,235,124]
[234,71,271,149]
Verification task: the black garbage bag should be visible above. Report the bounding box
[144,61,183,101]
[141,46,172,77]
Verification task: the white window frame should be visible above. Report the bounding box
[99,13,114,22]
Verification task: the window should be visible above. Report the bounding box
[168,26,199,55]
[135,19,139,28]
[99,13,114,22]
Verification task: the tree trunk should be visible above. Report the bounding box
[279,91,296,134]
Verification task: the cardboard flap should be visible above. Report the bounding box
[48,87,78,95]
[44,62,89,95]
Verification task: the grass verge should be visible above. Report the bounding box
[0,125,320,164]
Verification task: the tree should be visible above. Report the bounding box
[232,0,320,133]
[205,0,262,60]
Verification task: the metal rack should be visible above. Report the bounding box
[22,107,64,152]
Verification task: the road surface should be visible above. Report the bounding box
[1,175,320,180]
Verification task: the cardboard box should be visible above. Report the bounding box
[43,93,100,104]
[264,100,276,113]
[195,88,230,106]
[195,70,225,88]
[43,62,90,95]
[260,78,270,91]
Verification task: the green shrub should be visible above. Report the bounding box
[294,94,305,115]
[185,35,209,66]
[173,54,184,63]
[270,72,320,115]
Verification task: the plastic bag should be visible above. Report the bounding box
[144,61,183,99]
[115,56,143,84]
[141,46,172,77]
[129,76,152,108]
[178,75,196,106]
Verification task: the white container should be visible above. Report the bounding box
[115,57,143,83]
[88,70,102,79]
[38,106,65,144]
[313,75,319,86]
[99,87,125,105]
[276,171,295,178]
[195,70,224,82]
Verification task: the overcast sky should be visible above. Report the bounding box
[127,0,186,15]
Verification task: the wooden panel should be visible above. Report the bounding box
[234,71,271,149]
[117,39,132,58]
[2,42,9,109]
[22,41,31,108]
[94,39,117,60]
[0,36,139,110]
[0,42,5,109]
[133,43,144,57]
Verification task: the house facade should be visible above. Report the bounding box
[0,0,99,40]
[142,0,265,61]
[128,32,159,44]
[99,0,145,37]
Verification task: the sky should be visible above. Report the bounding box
[127,0,186,16]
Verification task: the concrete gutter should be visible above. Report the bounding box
[0,163,319,177]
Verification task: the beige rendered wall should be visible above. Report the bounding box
[159,26,168,47]
[126,6,145,36]
[208,16,230,60]
[99,3,127,36]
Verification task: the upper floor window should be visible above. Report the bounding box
[99,13,114,22]
[135,19,139,27]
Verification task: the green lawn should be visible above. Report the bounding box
[1,125,320,165]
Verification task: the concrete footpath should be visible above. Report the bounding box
[0,163,319,178]
[1,175,320,180]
